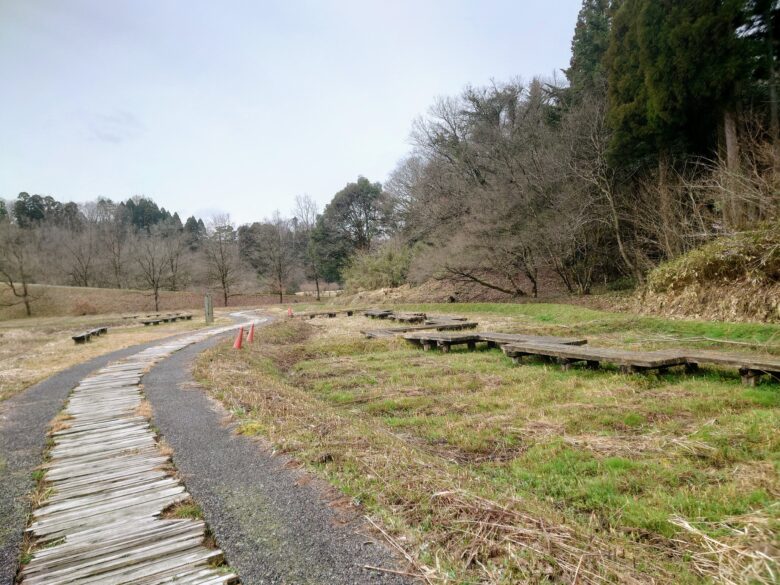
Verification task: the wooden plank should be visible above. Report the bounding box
[502,342,688,369]
[21,325,241,584]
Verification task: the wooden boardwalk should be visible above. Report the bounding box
[501,342,780,383]
[362,321,478,339]
[400,328,780,384]
[20,324,243,585]
[403,331,587,352]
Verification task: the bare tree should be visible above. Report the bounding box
[203,214,241,306]
[133,229,170,311]
[0,222,40,316]
[293,194,323,300]
[63,225,98,287]
[242,212,297,303]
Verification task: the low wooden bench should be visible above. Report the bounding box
[364,309,394,319]
[140,318,162,326]
[362,321,478,339]
[72,326,109,344]
[72,332,92,344]
[502,342,689,374]
[684,350,780,386]
[388,312,427,324]
[294,308,363,319]
[404,332,588,352]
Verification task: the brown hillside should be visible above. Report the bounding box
[0,284,281,320]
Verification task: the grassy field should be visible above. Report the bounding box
[0,310,232,401]
[195,303,779,584]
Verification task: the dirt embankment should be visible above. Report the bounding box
[630,228,780,324]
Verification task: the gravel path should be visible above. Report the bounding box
[0,331,221,585]
[142,324,415,585]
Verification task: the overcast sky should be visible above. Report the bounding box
[0,0,581,223]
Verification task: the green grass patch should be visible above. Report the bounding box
[195,309,779,584]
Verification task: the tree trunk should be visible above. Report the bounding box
[314,275,321,301]
[765,2,779,174]
[724,110,741,227]
[223,285,228,307]
[22,281,31,317]
[657,151,676,258]
[153,287,160,311]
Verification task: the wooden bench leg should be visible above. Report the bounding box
[586,360,599,370]
[657,367,669,375]
[467,341,476,351]
[559,358,577,371]
[486,341,497,349]
[509,353,527,365]
[439,343,451,353]
[422,342,433,351]
[685,363,700,374]
[740,368,761,387]
[620,365,637,374]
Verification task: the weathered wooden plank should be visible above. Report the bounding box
[21,324,246,584]
[24,524,205,574]
[502,342,688,369]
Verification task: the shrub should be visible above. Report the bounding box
[343,241,412,291]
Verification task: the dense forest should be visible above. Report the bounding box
[2,0,779,315]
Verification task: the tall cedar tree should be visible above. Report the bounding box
[566,0,612,95]
[607,0,750,166]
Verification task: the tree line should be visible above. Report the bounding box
[3,1,779,313]
[369,0,780,298]
[232,0,780,300]
[0,182,393,315]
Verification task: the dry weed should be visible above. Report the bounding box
[670,508,778,584]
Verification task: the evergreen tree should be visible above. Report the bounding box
[566,0,612,95]
[606,0,656,165]
[607,0,749,165]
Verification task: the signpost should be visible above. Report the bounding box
[204,293,213,324]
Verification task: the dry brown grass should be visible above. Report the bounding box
[134,399,153,419]
[47,412,73,434]
[0,283,283,320]
[0,310,232,402]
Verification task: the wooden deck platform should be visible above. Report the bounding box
[403,331,588,352]
[362,320,478,339]
[498,342,780,385]
[293,308,365,319]
[20,323,242,585]
[140,313,192,326]
[364,309,394,319]
[387,312,427,323]
[502,342,688,373]
[684,350,780,385]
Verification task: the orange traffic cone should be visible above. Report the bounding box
[247,322,255,343]
[233,326,244,349]
[287,307,293,317]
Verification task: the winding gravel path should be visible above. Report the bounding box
[1,314,414,584]
[0,328,236,585]
[142,318,413,585]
